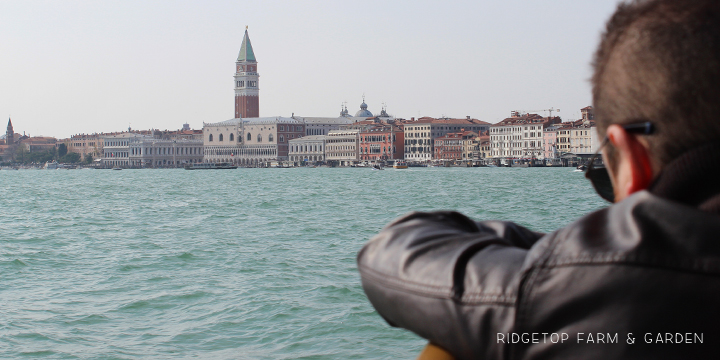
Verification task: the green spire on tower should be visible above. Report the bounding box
[237,26,256,62]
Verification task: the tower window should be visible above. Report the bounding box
[269,134,274,142]
[257,134,262,142]
[230,133,234,141]
[247,133,252,141]
[219,134,224,141]
[209,134,213,142]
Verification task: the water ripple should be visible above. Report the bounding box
[0,167,605,359]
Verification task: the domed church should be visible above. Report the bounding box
[354,97,374,118]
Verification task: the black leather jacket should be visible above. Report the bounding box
[357,142,720,360]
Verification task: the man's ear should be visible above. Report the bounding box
[605,124,654,202]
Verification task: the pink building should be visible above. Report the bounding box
[543,126,558,159]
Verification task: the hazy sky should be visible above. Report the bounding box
[1,0,621,139]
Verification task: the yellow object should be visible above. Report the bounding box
[416,343,455,360]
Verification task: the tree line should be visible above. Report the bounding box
[3,143,93,165]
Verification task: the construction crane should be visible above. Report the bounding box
[511,107,560,119]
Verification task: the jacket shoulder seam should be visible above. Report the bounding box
[359,265,516,305]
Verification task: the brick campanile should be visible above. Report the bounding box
[6,117,14,145]
[234,27,259,118]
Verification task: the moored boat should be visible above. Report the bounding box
[393,161,408,169]
[184,162,238,170]
[44,161,62,170]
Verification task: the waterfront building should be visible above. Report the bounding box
[20,137,57,153]
[203,119,243,164]
[554,107,598,158]
[404,121,432,161]
[234,28,259,118]
[153,128,203,141]
[242,117,305,165]
[475,132,492,160]
[102,133,153,167]
[568,121,598,155]
[490,113,561,159]
[556,124,573,153]
[543,126,559,159]
[461,131,480,161]
[203,117,305,166]
[568,107,598,155]
[301,116,353,136]
[288,135,326,163]
[325,129,360,166]
[357,121,404,162]
[404,117,490,162]
[128,137,203,167]
[62,133,102,161]
[434,131,477,161]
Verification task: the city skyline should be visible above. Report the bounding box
[1,0,620,139]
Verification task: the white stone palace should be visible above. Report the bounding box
[203,117,306,166]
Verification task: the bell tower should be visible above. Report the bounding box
[234,27,259,118]
[6,117,14,145]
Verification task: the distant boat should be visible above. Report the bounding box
[184,162,238,170]
[44,161,61,170]
[371,164,384,171]
[393,161,408,169]
[269,161,288,168]
[112,167,122,170]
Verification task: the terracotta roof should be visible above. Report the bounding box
[492,114,562,127]
[411,117,490,125]
[21,137,57,144]
[435,131,478,140]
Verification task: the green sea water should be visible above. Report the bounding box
[0,167,606,359]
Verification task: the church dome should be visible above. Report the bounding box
[355,101,373,117]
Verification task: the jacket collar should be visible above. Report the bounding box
[649,140,720,213]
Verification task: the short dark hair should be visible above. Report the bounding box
[593,0,720,166]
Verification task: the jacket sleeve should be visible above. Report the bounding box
[357,211,544,360]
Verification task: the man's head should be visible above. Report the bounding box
[592,0,720,201]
